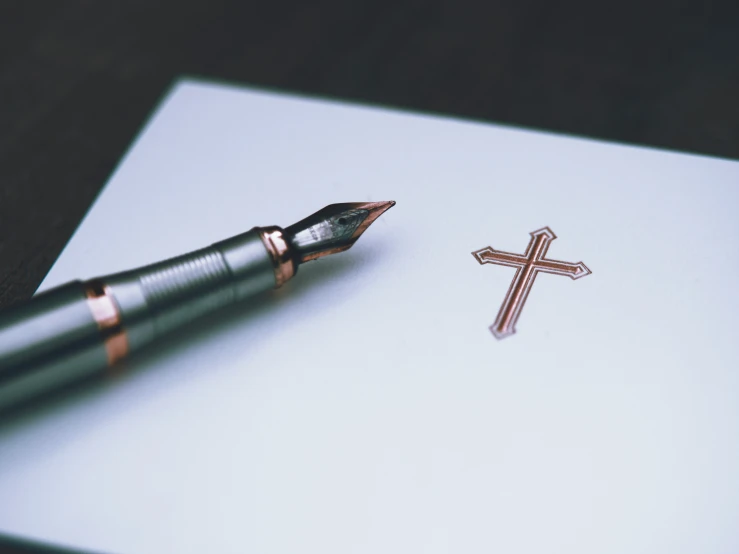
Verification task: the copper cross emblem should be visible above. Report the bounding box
[472,227,591,339]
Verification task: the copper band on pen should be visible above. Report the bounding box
[83,280,129,366]
[259,227,295,288]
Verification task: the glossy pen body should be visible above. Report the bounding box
[0,227,287,411]
[0,201,395,413]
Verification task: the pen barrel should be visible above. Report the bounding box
[0,228,277,412]
[0,282,112,410]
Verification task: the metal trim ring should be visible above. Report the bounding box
[83,279,129,366]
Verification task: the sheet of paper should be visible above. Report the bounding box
[1,79,738,554]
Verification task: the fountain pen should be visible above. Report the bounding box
[0,201,395,412]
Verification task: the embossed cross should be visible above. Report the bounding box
[472,227,591,339]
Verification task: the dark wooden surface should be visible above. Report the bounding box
[0,1,737,551]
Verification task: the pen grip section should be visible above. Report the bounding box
[135,247,235,337]
[106,229,276,348]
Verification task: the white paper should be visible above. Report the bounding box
[1,78,738,554]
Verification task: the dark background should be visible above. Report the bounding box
[1,0,738,311]
[0,0,737,549]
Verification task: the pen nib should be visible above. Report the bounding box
[285,201,396,263]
